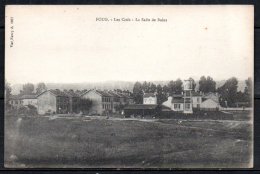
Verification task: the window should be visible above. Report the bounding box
[185,103,190,109]
[174,104,180,109]
[197,97,200,103]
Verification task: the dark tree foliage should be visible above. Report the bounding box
[20,83,35,95]
[150,83,157,93]
[217,77,238,107]
[162,85,169,96]
[133,82,143,104]
[244,77,253,106]
[156,84,167,105]
[167,79,183,95]
[36,82,47,94]
[142,81,150,93]
[199,76,216,93]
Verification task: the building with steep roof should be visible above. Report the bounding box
[201,92,220,110]
[20,94,38,108]
[81,89,113,115]
[37,89,70,115]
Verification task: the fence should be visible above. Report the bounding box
[220,107,253,111]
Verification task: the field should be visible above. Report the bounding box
[5,111,253,168]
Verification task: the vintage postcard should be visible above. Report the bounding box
[5,5,253,168]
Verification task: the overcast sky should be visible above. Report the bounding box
[5,5,253,84]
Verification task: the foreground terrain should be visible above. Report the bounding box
[5,112,253,168]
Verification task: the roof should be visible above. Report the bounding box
[49,89,69,97]
[143,93,156,98]
[63,90,80,97]
[75,89,88,96]
[117,92,133,99]
[172,94,183,98]
[37,89,69,97]
[96,90,113,97]
[20,94,37,99]
[202,98,219,104]
[202,92,219,103]
[107,91,121,98]
[10,95,21,100]
[161,105,172,111]
[124,104,158,110]
[171,97,184,103]
[202,92,219,98]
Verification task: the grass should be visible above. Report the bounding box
[4,112,253,168]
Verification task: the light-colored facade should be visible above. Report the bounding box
[172,103,184,112]
[81,90,103,115]
[201,98,220,109]
[162,95,184,112]
[37,90,70,115]
[202,92,219,102]
[37,91,56,115]
[201,92,220,110]
[192,96,202,108]
[143,93,157,105]
[81,89,134,115]
[22,98,37,106]
[20,95,38,108]
[81,89,113,115]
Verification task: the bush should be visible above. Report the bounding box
[18,105,38,116]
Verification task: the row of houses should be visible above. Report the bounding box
[9,89,134,115]
[123,91,220,117]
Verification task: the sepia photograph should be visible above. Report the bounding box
[4,5,253,168]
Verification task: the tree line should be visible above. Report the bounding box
[5,76,253,109]
[133,76,252,107]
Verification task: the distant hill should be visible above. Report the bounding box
[10,80,247,95]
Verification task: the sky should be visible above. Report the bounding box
[5,5,253,84]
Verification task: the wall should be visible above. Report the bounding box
[172,103,184,111]
[192,96,202,108]
[143,96,157,104]
[162,97,172,108]
[37,91,56,115]
[82,90,102,115]
[102,96,113,113]
[201,99,219,109]
[22,99,38,108]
